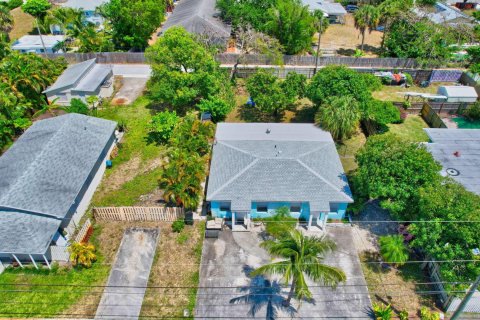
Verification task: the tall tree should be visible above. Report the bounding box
[252,230,346,306]
[0,5,13,39]
[315,96,361,141]
[22,0,51,53]
[377,0,413,50]
[100,0,165,50]
[312,9,329,74]
[353,5,379,52]
[265,0,315,54]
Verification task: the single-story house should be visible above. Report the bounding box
[58,0,108,27]
[206,123,353,231]
[302,0,347,23]
[424,128,480,195]
[0,114,117,268]
[437,85,478,103]
[161,0,231,45]
[43,59,113,106]
[413,2,474,25]
[11,35,65,54]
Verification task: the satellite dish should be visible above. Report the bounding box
[446,168,460,176]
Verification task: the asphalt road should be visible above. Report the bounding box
[95,228,160,319]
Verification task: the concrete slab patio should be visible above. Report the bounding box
[95,228,160,319]
[195,226,371,319]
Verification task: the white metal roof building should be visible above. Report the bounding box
[11,35,65,54]
[302,0,346,22]
[437,86,478,103]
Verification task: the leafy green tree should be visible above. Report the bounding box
[246,69,290,119]
[159,149,206,209]
[378,235,409,266]
[377,0,413,50]
[281,71,307,103]
[216,0,276,31]
[22,0,51,53]
[409,179,480,285]
[0,33,10,60]
[355,134,441,217]
[170,113,214,156]
[363,99,401,133]
[197,97,234,123]
[315,96,361,141]
[6,0,23,10]
[353,5,380,52]
[100,0,165,50]
[252,230,346,306]
[0,5,13,38]
[265,0,315,54]
[146,27,231,113]
[76,25,114,53]
[466,46,480,75]
[306,65,381,109]
[147,110,179,144]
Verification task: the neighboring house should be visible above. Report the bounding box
[59,0,108,26]
[161,0,231,45]
[206,123,353,231]
[424,128,480,195]
[0,114,117,268]
[302,0,347,23]
[11,35,65,54]
[437,85,478,103]
[43,59,113,106]
[413,2,474,25]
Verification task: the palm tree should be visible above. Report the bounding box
[0,5,14,38]
[353,5,380,52]
[22,0,52,53]
[315,96,361,141]
[252,230,346,306]
[312,10,329,74]
[68,241,97,268]
[378,235,409,267]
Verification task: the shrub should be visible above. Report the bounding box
[117,120,127,132]
[197,97,233,123]
[372,303,393,320]
[464,102,480,121]
[263,206,297,239]
[404,73,413,86]
[399,310,409,320]
[315,96,361,141]
[68,98,89,115]
[68,242,96,268]
[172,219,185,233]
[7,0,23,9]
[379,235,409,266]
[420,307,440,320]
[147,110,179,144]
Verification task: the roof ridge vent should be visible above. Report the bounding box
[266,128,271,134]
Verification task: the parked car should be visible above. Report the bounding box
[345,5,358,13]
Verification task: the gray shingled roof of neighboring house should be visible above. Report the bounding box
[207,123,353,212]
[0,114,116,254]
[424,128,480,195]
[162,0,231,41]
[43,59,112,95]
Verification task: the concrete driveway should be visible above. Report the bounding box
[111,77,148,106]
[95,228,160,319]
[195,226,371,319]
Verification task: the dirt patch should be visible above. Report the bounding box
[9,8,35,40]
[136,188,166,206]
[321,14,382,57]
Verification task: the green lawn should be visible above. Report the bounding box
[0,227,110,318]
[388,115,429,142]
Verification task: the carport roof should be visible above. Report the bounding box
[424,128,480,195]
[207,123,353,212]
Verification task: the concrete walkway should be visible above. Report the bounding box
[95,228,160,319]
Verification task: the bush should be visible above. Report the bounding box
[399,310,408,320]
[68,98,89,115]
[464,102,480,121]
[7,0,23,9]
[420,307,440,320]
[147,110,179,144]
[172,220,185,233]
[197,97,233,123]
[372,303,393,320]
[404,73,413,86]
[379,235,409,266]
[263,206,297,239]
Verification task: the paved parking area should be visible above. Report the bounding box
[196,226,371,319]
[111,77,148,105]
[95,228,160,319]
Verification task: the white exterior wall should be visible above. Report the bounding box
[99,84,114,99]
[65,137,117,236]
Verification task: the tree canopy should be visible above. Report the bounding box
[315,96,361,141]
[100,0,165,50]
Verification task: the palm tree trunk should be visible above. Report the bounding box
[314,29,322,75]
[284,278,296,306]
[360,31,365,52]
[35,18,47,53]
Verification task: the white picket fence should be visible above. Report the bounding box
[94,206,184,221]
[75,219,92,243]
[50,245,70,262]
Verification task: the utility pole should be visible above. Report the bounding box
[450,275,480,320]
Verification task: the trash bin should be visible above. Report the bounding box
[184,211,194,225]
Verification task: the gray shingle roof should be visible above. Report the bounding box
[162,0,231,41]
[60,0,108,11]
[424,128,480,195]
[207,123,353,212]
[0,114,116,255]
[43,59,112,95]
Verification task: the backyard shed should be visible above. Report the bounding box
[0,114,117,268]
[437,85,478,103]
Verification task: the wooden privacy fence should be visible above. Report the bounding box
[421,103,448,128]
[94,207,184,221]
[393,101,471,114]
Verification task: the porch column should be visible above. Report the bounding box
[308,214,313,230]
[11,254,23,268]
[29,255,39,269]
[232,212,235,227]
[323,213,329,230]
[43,255,51,270]
[246,213,251,230]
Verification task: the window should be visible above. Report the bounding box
[219,202,230,212]
[290,204,301,213]
[330,203,339,212]
[257,203,268,212]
